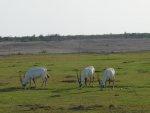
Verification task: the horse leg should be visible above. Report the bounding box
[44,77,47,86]
[92,76,95,82]
[112,80,115,90]
[89,77,91,86]
[85,78,87,86]
[105,81,107,88]
[32,78,36,87]
[29,79,31,88]
[92,76,95,86]
[41,80,44,87]
[108,79,111,87]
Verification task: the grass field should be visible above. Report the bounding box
[0,52,150,113]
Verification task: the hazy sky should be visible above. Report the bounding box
[0,0,150,36]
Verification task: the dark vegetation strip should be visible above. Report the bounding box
[1,33,150,42]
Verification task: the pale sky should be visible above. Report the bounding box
[0,0,150,36]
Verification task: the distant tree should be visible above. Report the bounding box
[0,33,150,42]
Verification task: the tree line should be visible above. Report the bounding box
[0,33,150,42]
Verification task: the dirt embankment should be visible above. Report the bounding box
[0,38,150,55]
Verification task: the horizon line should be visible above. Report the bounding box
[1,32,150,37]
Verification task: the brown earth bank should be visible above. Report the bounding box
[0,37,150,55]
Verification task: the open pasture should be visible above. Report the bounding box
[0,52,150,113]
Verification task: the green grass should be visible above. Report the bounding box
[0,52,150,113]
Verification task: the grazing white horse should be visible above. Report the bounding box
[98,68,115,90]
[20,67,49,88]
[77,66,95,87]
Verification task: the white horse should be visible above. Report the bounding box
[98,68,115,90]
[20,67,49,88]
[77,66,95,87]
